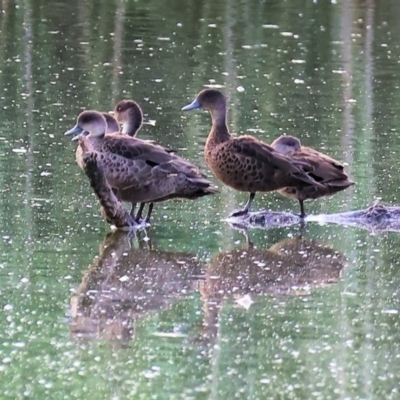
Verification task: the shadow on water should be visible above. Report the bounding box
[70,227,346,346]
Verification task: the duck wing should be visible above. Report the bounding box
[233,136,324,187]
[290,147,354,186]
[102,134,176,164]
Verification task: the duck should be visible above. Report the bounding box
[65,110,218,222]
[114,99,144,136]
[271,135,355,217]
[113,99,156,221]
[73,103,157,220]
[182,89,324,217]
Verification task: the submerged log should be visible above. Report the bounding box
[82,149,137,229]
[227,203,400,233]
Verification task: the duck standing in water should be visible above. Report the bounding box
[65,110,217,222]
[113,100,156,221]
[182,89,324,217]
[271,135,355,217]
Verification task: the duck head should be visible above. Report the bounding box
[65,111,107,141]
[182,89,227,112]
[271,135,302,155]
[114,99,143,137]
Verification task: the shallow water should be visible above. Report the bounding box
[1,0,400,398]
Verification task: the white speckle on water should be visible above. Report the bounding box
[3,304,13,311]
[12,148,27,154]
[262,24,279,29]
[382,309,398,315]
[40,171,52,177]
[119,275,129,282]
[236,86,245,92]
[281,32,294,37]
[294,79,305,84]
[152,332,187,338]
[12,342,25,348]
[235,294,254,310]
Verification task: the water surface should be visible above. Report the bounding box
[0,0,400,398]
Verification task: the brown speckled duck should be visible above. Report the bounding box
[271,135,355,217]
[65,110,217,222]
[182,89,324,217]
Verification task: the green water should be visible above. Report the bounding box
[0,0,400,398]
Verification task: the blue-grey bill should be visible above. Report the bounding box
[70,131,89,142]
[181,99,201,111]
[64,124,83,136]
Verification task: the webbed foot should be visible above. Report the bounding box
[229,208,250,218]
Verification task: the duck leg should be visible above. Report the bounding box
[144,203,154,223]
[130,203,137,218]
[229,192,255,217]
[299,200,306,219]
[135,203,145,222]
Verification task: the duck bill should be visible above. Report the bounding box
[65,124,84,141]
[181,99,201,111]
[70,131,89,142]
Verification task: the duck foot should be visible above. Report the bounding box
[229,193,255,218]
[229,208,250,218]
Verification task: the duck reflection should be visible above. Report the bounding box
[70,229,346,345]
[202,236,345,298]
[199,235,346,341]
[70,230,203,343]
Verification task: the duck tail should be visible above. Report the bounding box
[187,177,219,198]
[291,170,325,189]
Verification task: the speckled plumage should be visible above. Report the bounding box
[271,135,355,216]
[66,110,217,221]
[182,89,325,216]
[114,99,217,220]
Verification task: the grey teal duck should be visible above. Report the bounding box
[114,99,155,221]
[65,110,218,222]
[182,89,324,217]
[271,135,355,217]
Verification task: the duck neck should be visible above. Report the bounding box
[88,132,106,149]
[121,108,142,137]
[121,122,138,136]
[207,107,231,145]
